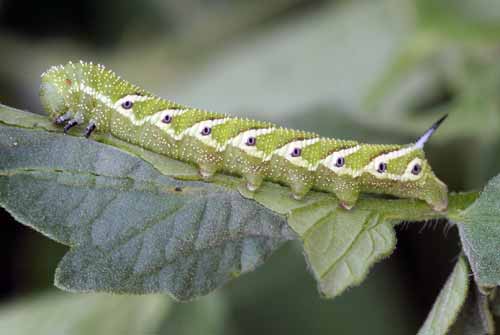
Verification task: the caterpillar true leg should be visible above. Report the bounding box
[54,112,72,125]
[62,112,85,134]
[63,119,79,133]
[84,122,97,138]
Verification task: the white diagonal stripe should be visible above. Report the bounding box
[273,138,320,170]
[363,146,417,180]
[79,84,114,109]
[320,145,362,177]
[226,128,277,159]
[180,118,232,148]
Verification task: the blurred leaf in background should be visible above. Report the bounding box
[0,292,169,334]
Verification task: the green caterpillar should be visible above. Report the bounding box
[39,61,448,211]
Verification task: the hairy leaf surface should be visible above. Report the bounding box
[289,201,396,298]
[0,107,294,300]
[459,174,500,290]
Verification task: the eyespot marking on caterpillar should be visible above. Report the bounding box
[411,163,422,175]
[245,136,256,146]
[363,152,427,182]
[40,61,449,211]
[182,118,231,148]
[364,146,418,180]
[377,162,387,173]
[162,114,172,124]
[114,94,153,109]
[321,145,362,176]
[201,126,211,136]
[121,100,133,110]
[291,148,301,157]
[399,158,426,182]
[273,138,320,169]
[155,109,188,133]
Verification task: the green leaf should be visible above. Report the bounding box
[283,193,476,299]
[245,178,476,299]
[417,0,500,41]
[0,106,294,301]
[0,292,169,335]
[458,174,500,290]
[244,180,478,300]
[288,202,396,298]
[418,255,470,335]
[0,105,477,301]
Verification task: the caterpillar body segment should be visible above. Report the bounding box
[40,61,449,211]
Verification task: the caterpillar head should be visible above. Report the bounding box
[40,66,70,120]
[365,115,448,211]
[40,61,150,122]
[398,150,448,213]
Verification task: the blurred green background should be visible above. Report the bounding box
[1,0,499,334]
